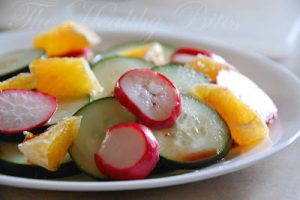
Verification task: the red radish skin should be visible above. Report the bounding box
[216,70,278,124]
[265,112,278,125]
[114,69,182,129]
[94,123,159,180]
[0,89,57,134]
[55,47,94,60]
[173,47,213,57]
[171,47,226,64]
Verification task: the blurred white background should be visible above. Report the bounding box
[0,0,299,73]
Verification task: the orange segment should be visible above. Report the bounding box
[120,42,166,65]
[0,73,36,90]
[185,56,235,82]
[121,45,151,58]
[33,21,100,56]
[192,84,268,145]
[18,116,82,171]
[216,70,278,124]
[30,58,102,100]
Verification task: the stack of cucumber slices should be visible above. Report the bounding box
[0,40,233,180]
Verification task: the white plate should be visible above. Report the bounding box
[0,29,300,191]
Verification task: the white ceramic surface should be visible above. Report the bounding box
[0,29,299,191]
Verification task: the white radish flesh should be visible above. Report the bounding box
[0,89,57,134]
[99,126,145,169]
[115,69,181,129]
[94,123,159,180]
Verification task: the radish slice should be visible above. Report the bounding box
[171,47,226,64]
[114,69,182,129]
[0,89,57,134]
[217,70,278,124]
[94,123,159,180]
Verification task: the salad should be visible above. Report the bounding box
[0,21,277,180]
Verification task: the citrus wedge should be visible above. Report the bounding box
[18,116,82,171]
[33,21,100,56]
[121,42,166,65]
[185,56,235,82]
[192,84,269,145]
[0,73,36,90]
[121,44,151,58]
[30,58,103,100]
[216,70,278,124]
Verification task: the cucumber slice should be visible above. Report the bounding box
[47,96,90,125]
[92,56,153,98]
[104,41,175,63]
[154,95,232,169]
[0,49,44,81]
[0,141,79,179]
[70,97,136,179]
[153,64,210,94]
